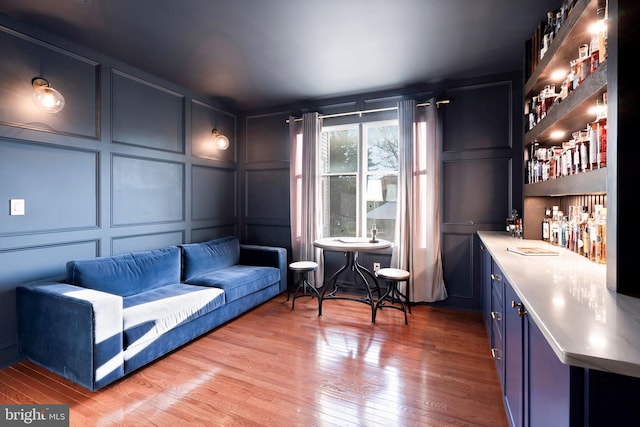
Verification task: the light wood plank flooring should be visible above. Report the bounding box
[0,293,508,426]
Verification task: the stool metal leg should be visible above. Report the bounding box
[374,279,408,324]
[395,280,412,314]
[291,270,320,310]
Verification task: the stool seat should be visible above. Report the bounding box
[376,268,410,281]
[288,261,319,310]
[374,268,411,324]
[289,261,318,272]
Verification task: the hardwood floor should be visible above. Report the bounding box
[0,293,508,426]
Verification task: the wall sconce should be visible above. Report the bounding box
[32,78,65,113]
[211,128,229,150]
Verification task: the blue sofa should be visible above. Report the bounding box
[16,236,286,391]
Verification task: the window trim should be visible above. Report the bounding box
[320,119,398,238]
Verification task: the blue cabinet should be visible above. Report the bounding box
[479,232,640,426]
[526,315,572,427]
[504,282,524,427]
[480,250,579,427]
[481,242,492,339]
[487,269,640,427]
[490,262,504,387]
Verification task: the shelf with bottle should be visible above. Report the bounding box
[525,0,600,95]
[540,203,606,264]
[524,166,606,197]
[525,90,607,188]
[525,62,606,146]
[524,0,607,146]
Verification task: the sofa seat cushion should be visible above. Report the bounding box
[184,265,279,304]
[66,246,182,297]
[123,284,224,350]
[181,237,240,281]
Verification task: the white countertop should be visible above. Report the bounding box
[478,231,640,379]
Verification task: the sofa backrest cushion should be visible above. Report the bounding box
[66,246,181,297]
[181,236,240,281]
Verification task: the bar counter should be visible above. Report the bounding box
[478,231,640,379]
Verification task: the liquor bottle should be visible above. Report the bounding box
[525,146,532,183]
[578,44,591,85]
[562,216,570,248]
[589,205,604,262]
[570,139,579,175]
[529,96,539,129]
[589,123,599,170]
[543,85,557,117]
[527,143,539,183]
[538,146,549,182]
[577,207,589,256]
[563,140,572,176]
[590,30,599,73]
[540,11,555,59]
[551,208,562,245]
[570,59,580,91]
[567,206,577,252]
[542,206,552,241]
[597,207,607,264]
[560,0,569,24]
[555,11,563,36]
[549,207,557,245]
[597,0,608,64]
[548,147,557,179]
[596,94,607,168]
[578,129,589,172]
[552,146,562,179]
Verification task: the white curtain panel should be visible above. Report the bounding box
[289,112,324,285]
[393,99,447,302]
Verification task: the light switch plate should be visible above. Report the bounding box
[10,199,25,215]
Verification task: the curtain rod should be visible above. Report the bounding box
[286,99,450,123]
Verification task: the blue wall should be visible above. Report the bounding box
[0,17,239,366]
[0,13,521,369]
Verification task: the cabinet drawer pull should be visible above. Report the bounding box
[491,273,502,281]
[512,301,528,317]
[491,311,501,321]
[491,348,501,360]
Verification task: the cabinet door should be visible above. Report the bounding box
[504,281,524,427]
[527,316,571,427]
[481,242,492,338]
[490,261,505,386]
[440,77,521,311]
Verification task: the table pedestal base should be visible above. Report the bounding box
[318,251,381,322]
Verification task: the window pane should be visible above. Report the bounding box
[322,175,357,237]
[323,128,358,173]
[367,125,398,171]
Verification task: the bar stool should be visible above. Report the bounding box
[288,261,320,310]
[374,268,411,324]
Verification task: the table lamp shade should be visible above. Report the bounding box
[367,179,383,202]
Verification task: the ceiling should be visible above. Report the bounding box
[0,0,560,112]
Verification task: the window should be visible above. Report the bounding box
[320,119,398,242]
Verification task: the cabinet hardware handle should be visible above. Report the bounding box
[491,348,501,360]
[491,311,501,320]
[512,301,528,317]
[491,274,502,281]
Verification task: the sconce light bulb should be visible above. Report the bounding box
[212,129,230,150]
[32,78,65,113]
